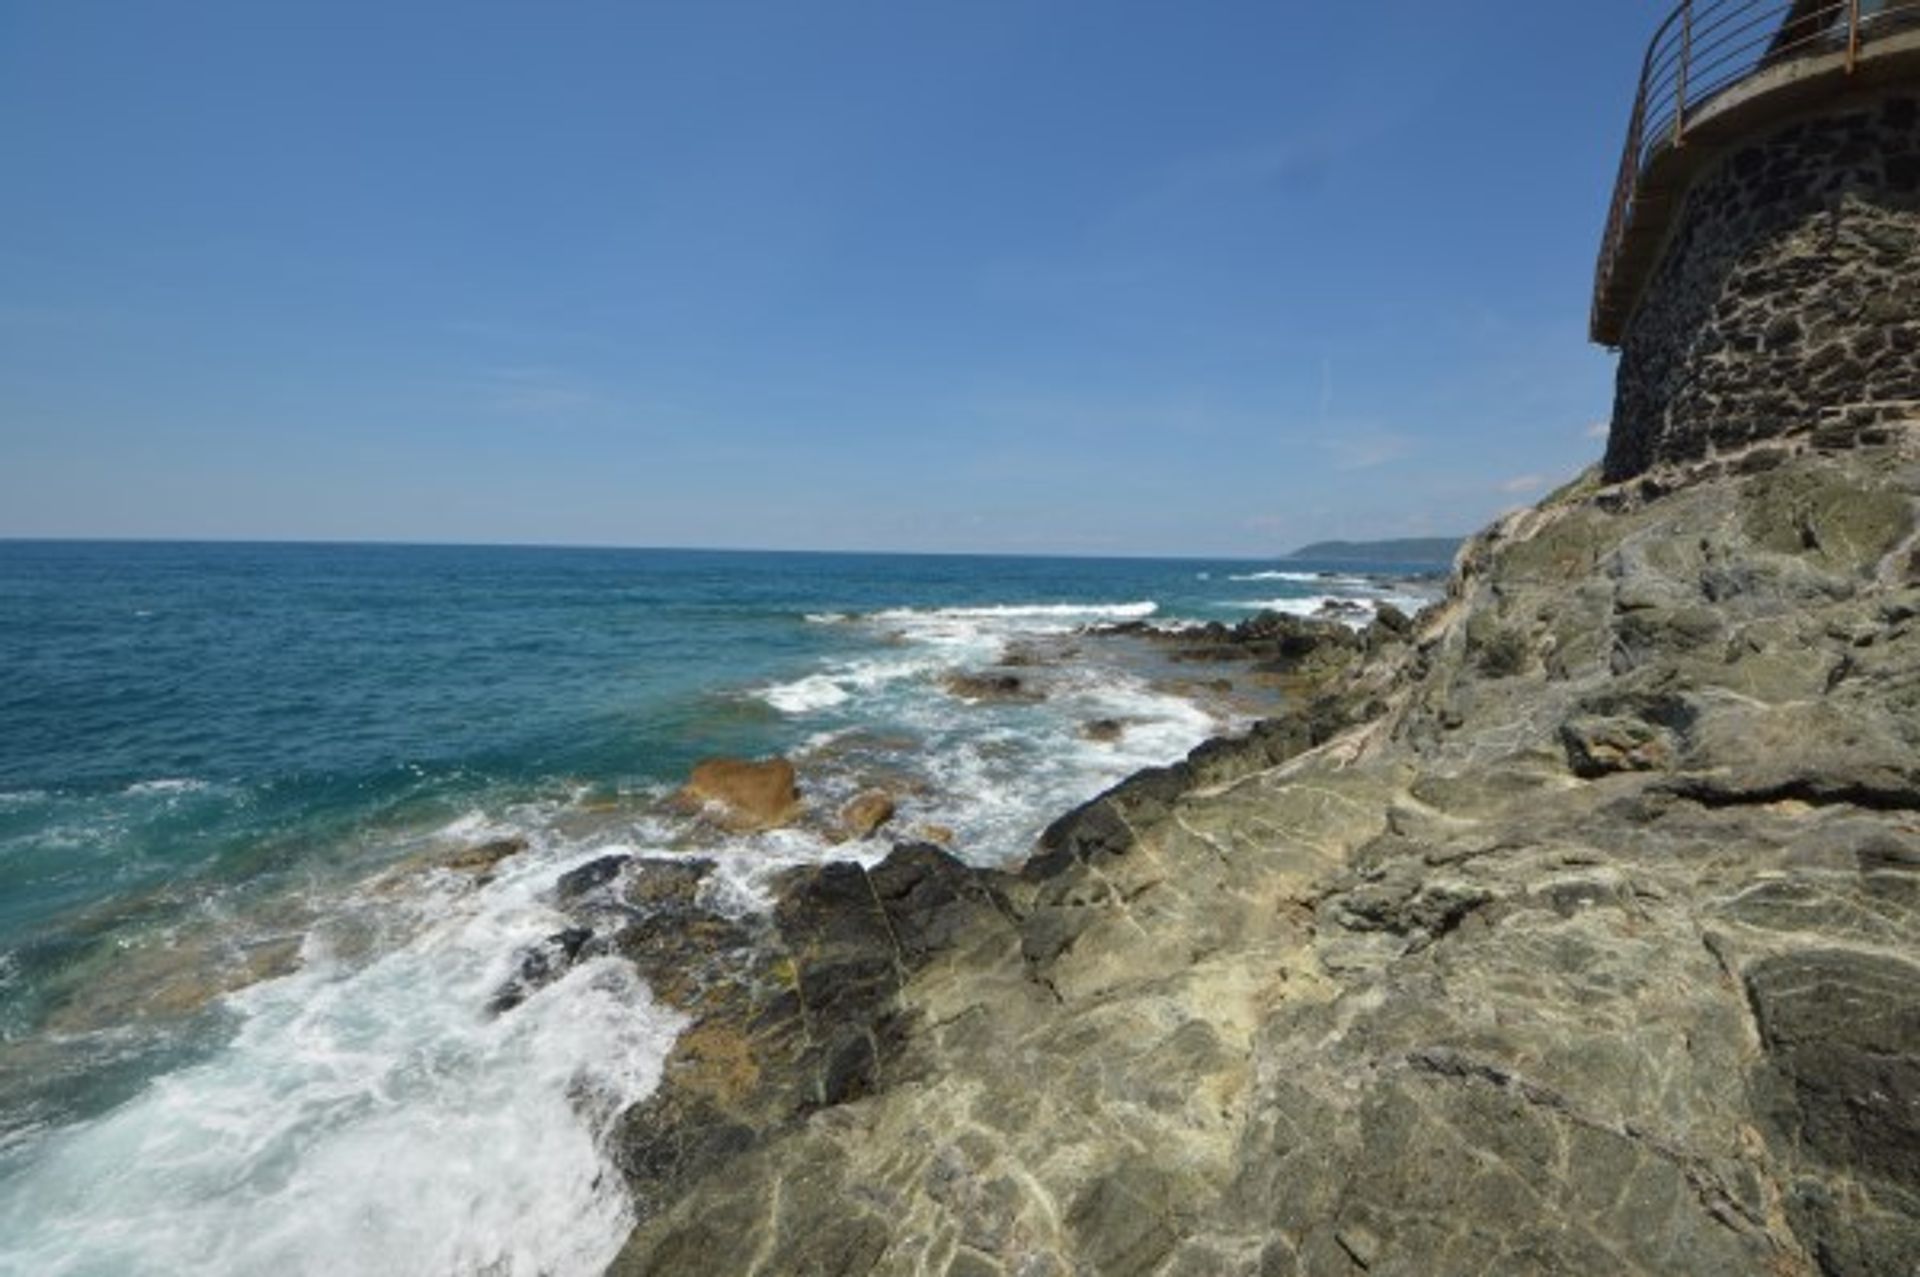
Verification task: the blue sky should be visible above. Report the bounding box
[1,1,1657,555]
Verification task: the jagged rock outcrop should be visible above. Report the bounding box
[592,435,1920,1276]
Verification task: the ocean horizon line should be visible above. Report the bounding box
[0,534,1457,566]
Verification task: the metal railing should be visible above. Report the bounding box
[1593,0,1919,339]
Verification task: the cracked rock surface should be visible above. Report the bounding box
[596,437,1920,1276]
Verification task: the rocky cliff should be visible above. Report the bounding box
[581,433,1920,1276]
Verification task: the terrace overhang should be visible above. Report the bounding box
[1592,3,1920,346]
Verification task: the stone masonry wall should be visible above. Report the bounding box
[1605,90,1920,480]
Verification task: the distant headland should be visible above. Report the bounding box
[1285,535,1464,564]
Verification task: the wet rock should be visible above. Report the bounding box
[622,857,714,911]
[941,672,1044,703]
[488,927,593,1014]
[1000,640,1077,667]
[556,853,629,900]
[437,836,529,877]
[1080,718,1125,743]
[674,757,803,833]
[839,790,896,840]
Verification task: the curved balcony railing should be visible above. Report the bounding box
[1592,0,1920,342]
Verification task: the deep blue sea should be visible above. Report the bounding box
[0,540,1441,1277]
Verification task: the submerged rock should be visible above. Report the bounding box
[999,640,1078,667]
[941,671,1044,703]
[428,835,529,880]
[42,931,305,1032]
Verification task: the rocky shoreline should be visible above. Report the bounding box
[508,438,1917,1275]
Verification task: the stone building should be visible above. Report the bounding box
[1594,0,1920,480]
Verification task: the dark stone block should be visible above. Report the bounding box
[1889,153,1920,194]
[1747,949,1920,1189]
[868,841,1013,964]
[817,1028,878,1105]
[556,852,629,900]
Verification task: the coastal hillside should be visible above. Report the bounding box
[591,432,1920,1275]
[1285,537,1464,565]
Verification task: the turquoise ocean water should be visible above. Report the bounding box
[0,541,1440,1276]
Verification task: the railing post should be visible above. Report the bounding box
[1847,0,1861,73]
[1673,0,1693,148]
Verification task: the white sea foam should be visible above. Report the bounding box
[854,600,1160,651]
[758,654,942,715]
[0,842,684,1277]
[1224,570,1387,588]
[712,595,1238,905]
[1228,593,1366,617]
[121,778,209,797]
[762,673,852,713]
[868,601,1157,623]
[1224,569,1328,583]
[896,666,1226,869]
[433,809,500,841]
[802,612,849,624]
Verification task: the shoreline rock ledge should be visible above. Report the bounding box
[585,433,1920,1276]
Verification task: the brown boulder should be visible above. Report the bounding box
[676,757,803,833]
[839,791,897,840]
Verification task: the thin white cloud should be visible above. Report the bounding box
[476,367,602,417]
[1102,138,1340,236]
[1498,473,1550,494]
[1583,419,1610,439]
[1323,429,1415,471]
